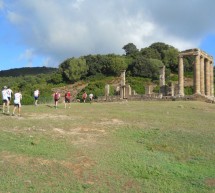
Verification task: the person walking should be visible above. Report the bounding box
[34,89,40,106]
[64,90,71,109]
[53,91,60,109]
[89,93,93,104]
[6,86,13,104]
[12,90,22,116]
[6,86,13,113]
[2,86,9,114]
[82,91,87,103]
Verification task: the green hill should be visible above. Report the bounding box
[0,66,57,77]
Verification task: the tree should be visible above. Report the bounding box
[163,47,179,72]
[59,57,89,83]
[108,55,128,75]
[130,56,163,79]
[84,55,103,76]
[122,43,139,57]
[140,47,161,60]
[49,72,63,84]
[149,42,170,59]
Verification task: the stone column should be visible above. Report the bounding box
[210,62,214,97]
[205,60,211,96]
[120,86,125,99]
[120,70,126,99]
[125,85,131,98]
[121,70,126,86]
[194,54,201,94]
[128,85,132,96]
[105,84,110,97]
[200,56,205,95]
[178,55,184,96]
[145,85,154,95]
[171,82,175,96]
[159,66,165,86]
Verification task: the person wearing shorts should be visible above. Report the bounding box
[34,89,40,106]
[7,86,13,104]
[82,91,87,103]
[64,91,71,109]
[12,91,22,116]
[89,93,93,104]
[2,86,9,114]
[7,86,13,113]
[53,91,60,109]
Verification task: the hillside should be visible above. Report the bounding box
[0,66,57,77]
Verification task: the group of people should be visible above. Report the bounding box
[52,90,71,109]
[1,86,94,116]
[82,91,93,103]
[52,90,93,109]
[1,86,22,116]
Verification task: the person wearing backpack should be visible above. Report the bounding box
[53,91,60,109]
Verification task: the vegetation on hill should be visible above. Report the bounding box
[0,66,57,77]
[0,42,214,104]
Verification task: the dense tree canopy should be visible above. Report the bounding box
[59,57,89,83]
[140,47,161,60]
[122,43,139,58]
[129,56,164,80]
[163,47,179,72]
[84,54,128,76]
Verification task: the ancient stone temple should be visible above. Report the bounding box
[178,49,214,97]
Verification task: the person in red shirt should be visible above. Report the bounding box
[53,91,60,109]
[64,90,71,109]
[82,91,87,103]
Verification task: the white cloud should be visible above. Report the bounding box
[19,49,35,67]
[72,0,85,9]
[7,10,25,25]
[3,0,215,67]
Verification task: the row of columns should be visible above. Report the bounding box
[178,51,214,97]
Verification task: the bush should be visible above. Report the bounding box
[127,77,151,94]
[170,74,178,81]
[21,94,34,105]
[184,86,194,95]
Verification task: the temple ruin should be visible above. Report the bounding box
[99,48,214,102]
[178,48,214,97]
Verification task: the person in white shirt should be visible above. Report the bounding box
[12,91,22,116]
[6,86,13,111]
[89,93,93,104]
[2,86,9,113]
[34,89,40,106]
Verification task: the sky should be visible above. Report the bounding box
[1,0,215,71]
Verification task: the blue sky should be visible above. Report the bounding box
[1,0,215,71]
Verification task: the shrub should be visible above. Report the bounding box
[184,86,194,95]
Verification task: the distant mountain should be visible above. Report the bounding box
[0,66,58,77]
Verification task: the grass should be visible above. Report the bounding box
[0,101,215,193]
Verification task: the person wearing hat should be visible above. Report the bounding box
[2,86,9,114]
